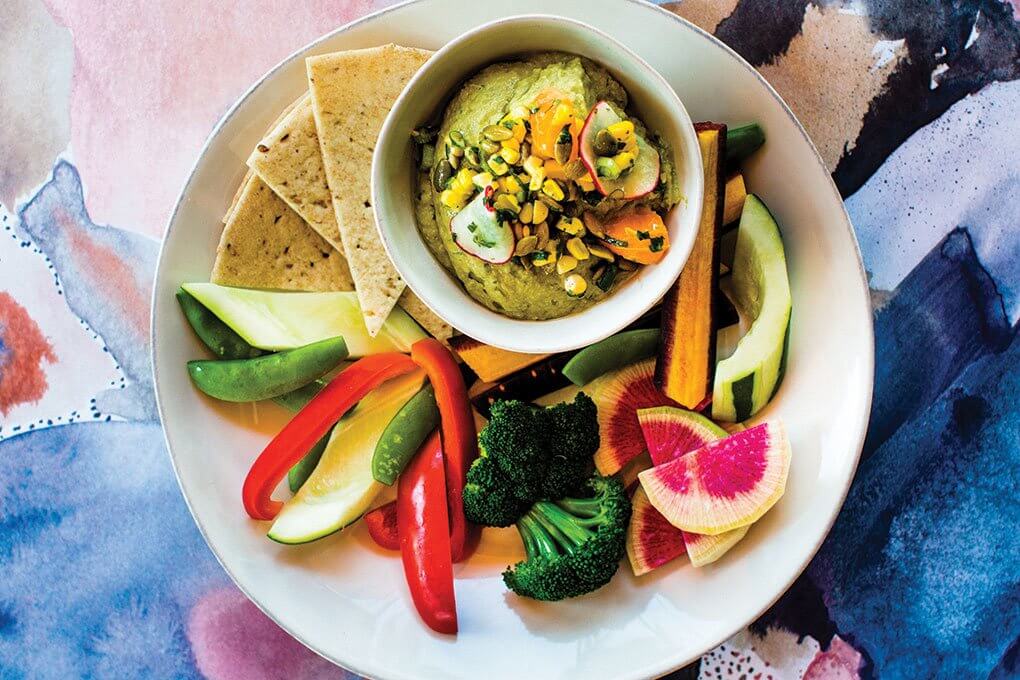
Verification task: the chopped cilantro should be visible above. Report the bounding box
[473,232,496,249]
[530,251,549,262]
[467,222,478,232]
[649,236,665,253]
[603,235,629,247]
[636,230,651,241]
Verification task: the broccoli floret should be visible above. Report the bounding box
[467,393,600,527]
[463,453,526,527]
[545,393,600,463]
[478,399,549,502]
[502,476,631,601]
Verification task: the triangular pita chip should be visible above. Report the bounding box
[307,44,431,335]
[212,174,354,292]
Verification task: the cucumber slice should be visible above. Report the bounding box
[267,369,426,544]
[181,283,426,354]
[712,195,791,422]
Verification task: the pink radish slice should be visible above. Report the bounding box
[638,420,791,536]
[450,192,515,264]
[579,101,661,200]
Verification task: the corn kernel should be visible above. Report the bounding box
[488,156,510,176]
[531,201,550,225]
[512,121,527,143]
[500,176,521,193]
[542,179,565,201]
[613,151,636,172]
[588,243,615,261]
[500,146,521,165]
[564,273,587,296]
[493,193,520,213]
[519,202,534,224]
[472,172,494,189]
[501,138,521,152]
[557,216,585,237]
[607,120,635,141]
[566,237,590,260]
[557,255,578,275]
[523,155,545,191]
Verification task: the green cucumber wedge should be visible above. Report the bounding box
[712,195,791,422]
[267,369,426,544]
[372,384,440,485]
[181,283,426,355]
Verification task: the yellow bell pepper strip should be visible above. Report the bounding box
[410,339,479,563]
[241,353,418,520]
[398,431,457,634]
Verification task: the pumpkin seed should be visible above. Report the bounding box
[514,235,539,257]
[432,160,454,191]
[480,139,501,155]
[561,159,587,180]
[465,146,482,169]
[449,130,467,147]
[593,129,619,156]
[483,124,513,141]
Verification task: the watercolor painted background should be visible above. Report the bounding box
[1,0,1018,678]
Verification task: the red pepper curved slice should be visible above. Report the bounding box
[242,353,417,520]
[365,501,399,551]
[410,339,479,562]
[398,430,457,634]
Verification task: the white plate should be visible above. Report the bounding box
[151,1,874,678]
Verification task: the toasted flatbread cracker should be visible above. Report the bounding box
[398,289,453,341]
[247,97,346,256]
[212,174,354,292]
[225,94,308,224]
[307,44,431,336]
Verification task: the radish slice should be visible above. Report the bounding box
[579,102,661,200]
[450,192,515,264]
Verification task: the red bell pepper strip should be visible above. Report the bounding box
[242,353,417,520]
[398,430,457,634]
[410,339,479,562]
[364,501,399,551]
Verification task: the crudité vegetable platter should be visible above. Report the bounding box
[152,3,873,678]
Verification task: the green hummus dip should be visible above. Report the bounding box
[415,53,680,320]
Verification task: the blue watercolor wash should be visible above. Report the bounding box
[0,422,229,679]
[810,230,1020,679]
[17,161,160,422]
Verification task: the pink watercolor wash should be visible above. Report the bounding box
[42,0,392,238]
[802,636,864,680]
[188,586,353,680]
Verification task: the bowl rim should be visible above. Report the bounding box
[150,1,875,678]
[371,12,704,354]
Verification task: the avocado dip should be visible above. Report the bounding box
[414,53,682,321]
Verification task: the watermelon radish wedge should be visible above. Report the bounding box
[450,191,515,264]
[579,102,660,199]
[633,405,748,570]
[683,525,749,567]
[626,486,687,575]
[636,406,727,466]
[593,359,678,476]
[638,420,791,535]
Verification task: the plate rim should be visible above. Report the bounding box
[150,1,875,677]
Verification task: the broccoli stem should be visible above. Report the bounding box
[517,513,560,560]
[528,502,597,554]
[555,496,603,520]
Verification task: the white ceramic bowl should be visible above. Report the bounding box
[152,2,874,678]
[373,15,703,354]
